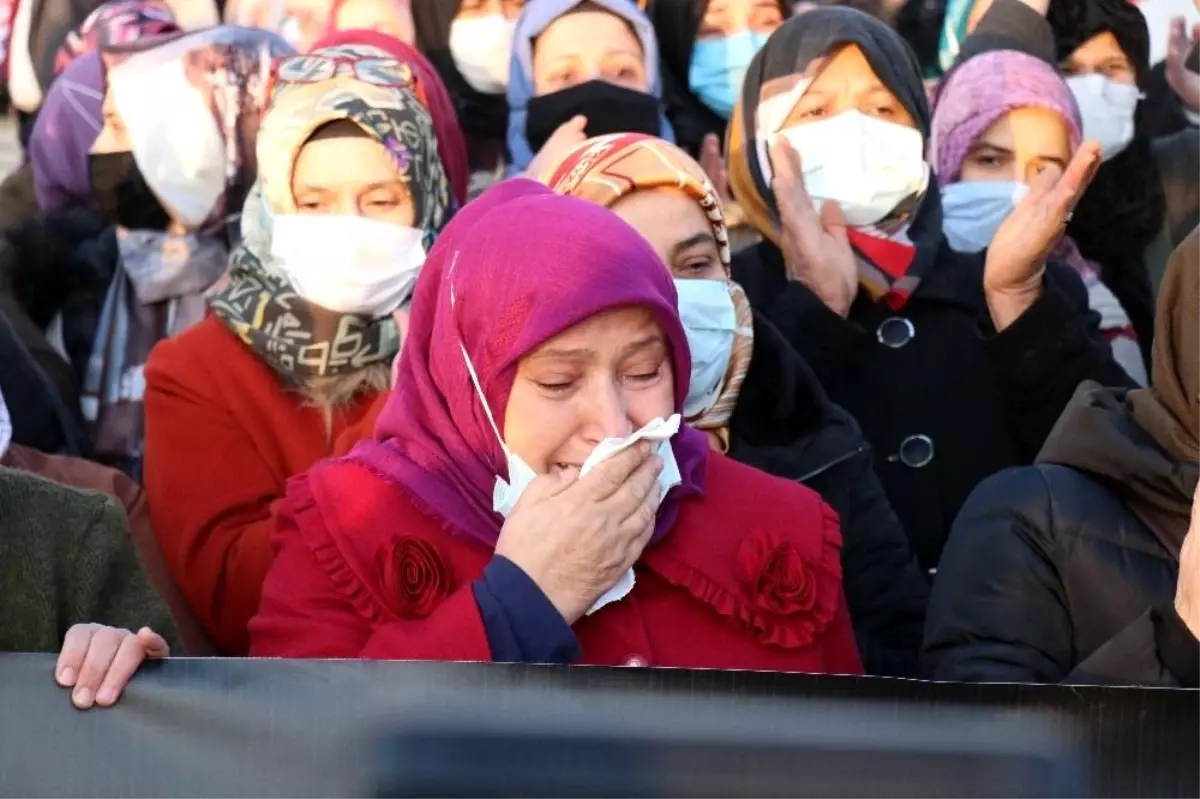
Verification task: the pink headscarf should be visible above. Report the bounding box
[352,179,709,548]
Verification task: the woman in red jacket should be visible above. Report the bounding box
[249,179,863,672]
[143,39,455,654]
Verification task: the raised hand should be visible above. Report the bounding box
[699,133,730,200]
[769,137,858,317]
[984,141,1102,330]
[525,115,589,183]
[1166,17,1200,114]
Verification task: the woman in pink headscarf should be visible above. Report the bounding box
[249,180,863,674]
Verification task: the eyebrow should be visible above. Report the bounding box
[293,180,406,194]
[529,333,664,362]
[670,232,715,260]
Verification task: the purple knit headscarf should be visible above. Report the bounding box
[930,49,1082,189]
[351,178,709,549]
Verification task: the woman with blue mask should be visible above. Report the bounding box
[649,0,789,156]
[544,132,930,677]
[930,47,1147,384]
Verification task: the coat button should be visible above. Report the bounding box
[888,434,935,468]
[623,655,648,667]
[877,316,915,348]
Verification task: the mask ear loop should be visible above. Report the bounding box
[448,254,512,465]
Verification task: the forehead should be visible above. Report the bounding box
[529,305,663,355]
[611,189,714,241]
[535,9,642,56]
[976,106,1071,150]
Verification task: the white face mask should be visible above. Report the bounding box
[941,180,1030,254]
[674,279,738,418]
[758,110,930,228]
[109,56,227,228]
[271,214,427,316]
[458,332,682,616]
[449,15,516,95]
[1066,74,1141,162]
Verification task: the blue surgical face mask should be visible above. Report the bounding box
[687,30,769,119]
[940,180,1030,253]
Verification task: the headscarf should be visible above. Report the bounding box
[312,29,469,205]
[506,0,674,172]
[1046,0,1166,295]
[648,0,791,155]
[1128,225,1199,465]
[207,41,453,386]
[544,132,754,452]
[53,0,178,77]
[411,0,509,151]
[355,179,709,549]
[28,52,104,212]
[727,7,941,310]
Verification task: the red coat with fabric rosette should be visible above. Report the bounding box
[249,450,864,674]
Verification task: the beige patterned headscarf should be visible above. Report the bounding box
[545,133,755,453]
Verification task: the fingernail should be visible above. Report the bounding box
[73,687,94,708]
[96,687,117,706]
[58,667,75,685]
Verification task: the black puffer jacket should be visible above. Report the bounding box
[729,313,929,676]
[923,383,1198,687]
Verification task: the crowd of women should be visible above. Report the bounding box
[0,0,1195,712]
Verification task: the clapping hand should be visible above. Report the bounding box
[1166,16,1200,114]
[983,141,1102,330]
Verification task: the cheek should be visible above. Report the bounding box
[629,360,677,425]
[501,383,578,472]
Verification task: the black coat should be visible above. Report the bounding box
[922,386,1198,687]
[732,239,1135,569]
[728,313,929,676]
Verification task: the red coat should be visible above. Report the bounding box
[250,449,864,674]
[143,316,388,655]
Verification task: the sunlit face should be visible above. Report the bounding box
[1060,31,1137,85]
[781,44,917,129]
[291,124,415,224]
[532,9,648,94]
[503,306,676,474]
[958,106,1071,184]
[610,189,725,280]
[91,88,132,154]
[335,0,415,43]
[456,0,525,20]
[696,0,785,40]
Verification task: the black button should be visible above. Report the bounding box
[888,434,934,468]
[877,317,915,348]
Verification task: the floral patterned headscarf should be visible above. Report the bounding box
[208,42,453,385]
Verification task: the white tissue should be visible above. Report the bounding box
[581,415,682,615]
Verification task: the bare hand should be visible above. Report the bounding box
[769,137,858,317]
[984,142,1101,330]
[699,133,730,199]
[1177,483,1200,639]
[525,115,589,183]
[56,625,169,710]
[1166,17,1200,113]
[494,441,663,625]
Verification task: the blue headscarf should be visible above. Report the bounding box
[505,0,674,171]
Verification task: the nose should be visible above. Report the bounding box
[581,379,634,446]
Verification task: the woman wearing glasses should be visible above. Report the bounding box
[142,41,455,655]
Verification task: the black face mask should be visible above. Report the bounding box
[525,80,663,154]
[89,151,171,231]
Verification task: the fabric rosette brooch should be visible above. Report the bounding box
[385,538,454,618]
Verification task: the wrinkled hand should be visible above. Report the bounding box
[769,137,858,317]
[984,142,1101,330]
[699,133,730,199]
[494,441,662,625]
[1177,483,1200,639]
[525,115,589,183]
[56,624,169,710]
[1166,17,1200,113]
